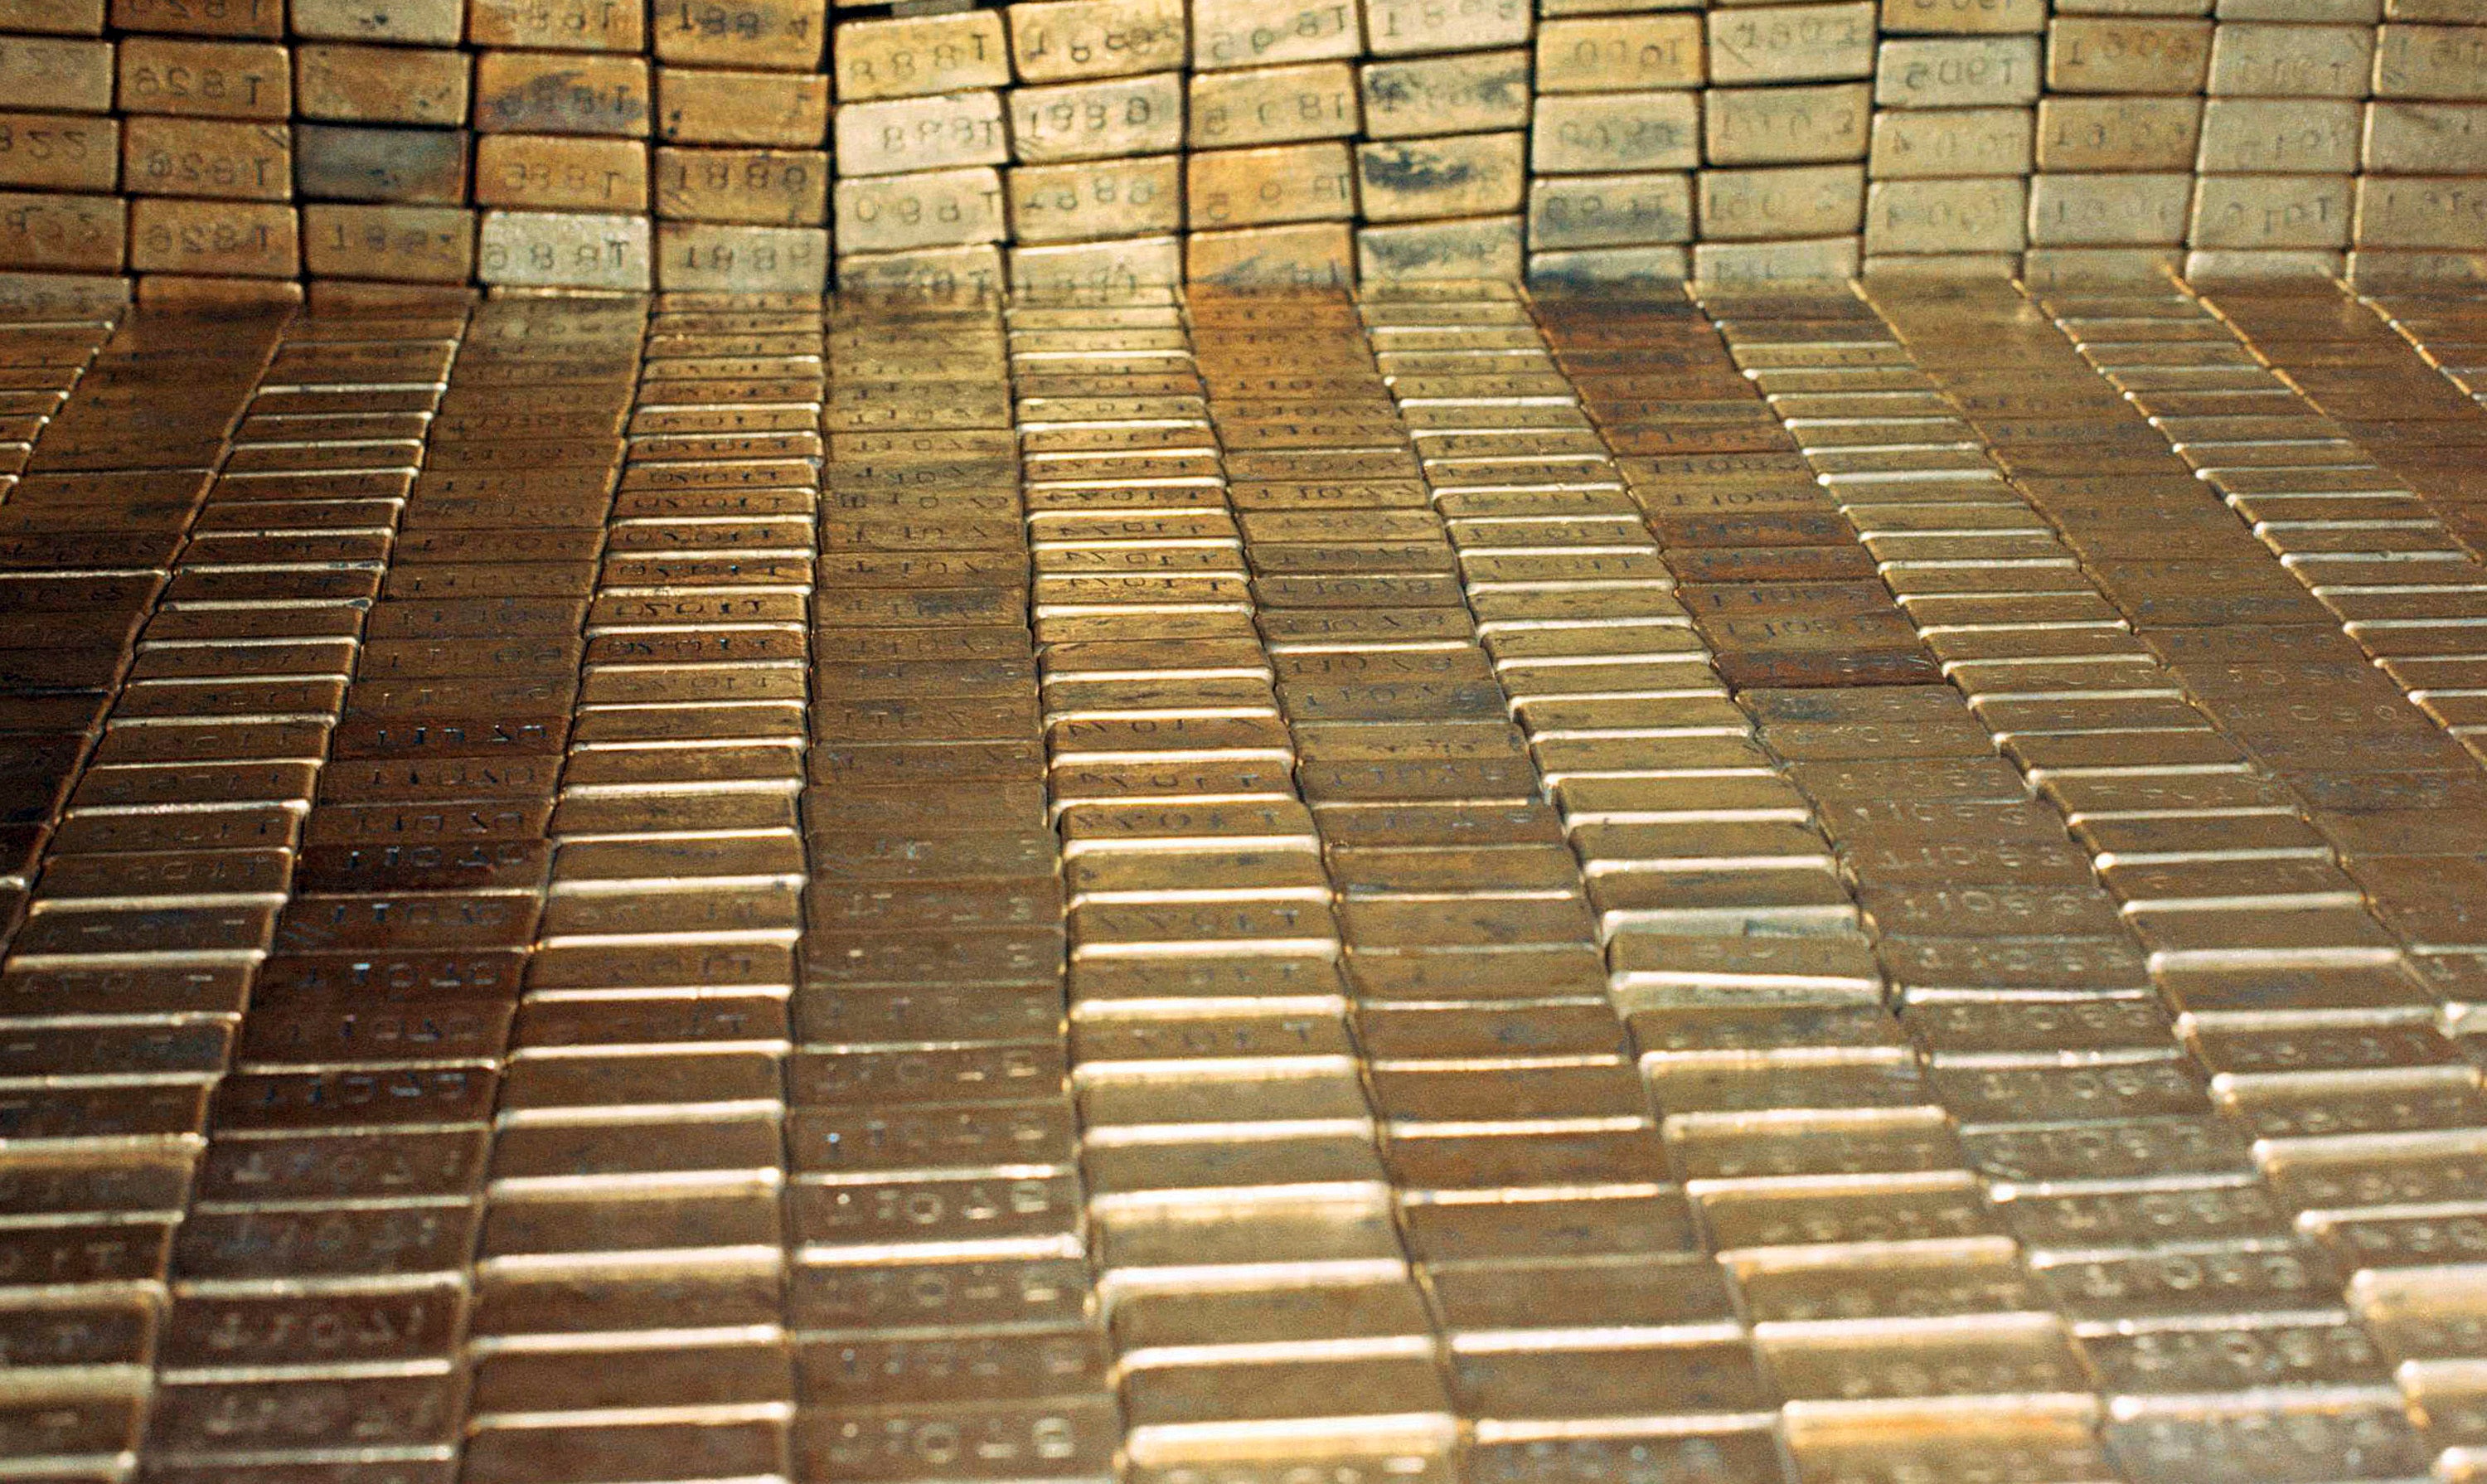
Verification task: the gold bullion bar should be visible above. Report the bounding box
[473,50,650,134]
[1881,0,2043,32]
[836,242,1004,294]
[1360,50,1530,138]
[1356,133,1525,220]
[2364,104,2487,174]
[2355,176,2487,248]
[657,221,828,290]
[1011,73,1184,162]
[294,42,471,127]
[833,90,1008,177]
[1533,91,1701,172]
[1870,35,2039,108]
[1864,177,2027,255]
[477,207,652,288]
[2043,17,2213,92]
[0,36,115,114]
[1360,216,1526,280]
[128,196,298,276]
[1692,235,1859,283]
[474,134,647,211]
[1006,0,1187,84]
[652,0,826,70]
[2375,22,2487,101]
[1185,141,1355,229]
[1706,1,1877,85]
[1869,106,2030,178]
[295,123,471,203]
[1009,156,1180,243]
[1534,15,1704,91]
[7,0,104,30]
[0,270,128,314]
[2196,99,2356,175]
[118,36,291,118]
[1011,235,1183,295]
[1188,61,1359,147]
[467,0,645,49]
[113,0,283,36]
[834,165,1006,253]
[1190,0,1361,69]
[1706,80,1869,165]
[656,67,830,146]
[293,0,462,42]
[121,117,290,200]
[1697,163,1867,240]
[834,10,1011,100]
[0,111,119,192]
[2024,172,2190,245]
[2207,20,2369,95]
[2033,96,2199,171]
[302,202,476,281]
[1365,0,1530,53]
[1185,221,1352,287]
[2192,175,2350,250]
[654,146,828,224]
[1528,172,1694,249]
[1529,245,1690,285]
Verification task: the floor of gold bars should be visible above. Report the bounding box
[5,275,2487,1484]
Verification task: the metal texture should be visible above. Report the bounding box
[0,283,2485,1484]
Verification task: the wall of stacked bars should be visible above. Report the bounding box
[0,0,2481,300]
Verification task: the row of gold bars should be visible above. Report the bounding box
[0,0,2482,299]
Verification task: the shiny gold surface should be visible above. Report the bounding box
[1,281,2486,1483]
[0,0,2484,296]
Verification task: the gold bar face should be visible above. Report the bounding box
[128,192,296,274]
[1006,0,1187,83]
[301,201,475,279]
[1186,141,1355,227]
[121,115,290,200]
[1535,15,1705,91]
[833,11,1011,99]
[295,121,472,202]
[1011,72,1184,161]
[833,164,1006,252]
[653,145,827,223]
[1356,132,1525,221]
[295,0,462,43]
[467,0,647,51]
[1190,0,1360,70]
[655,219,826,288]
[652,0,826,70]
[0,110,120,192]
[832,90,1009,177]
[294,42,470,126]
[655,67,828,146]
[0,36,117,114]
[473,133,647,211]
[473,50,651,135]
[117,36,292,118]
[1360,49,1530,138]
[0,188,124,269]
[1009,154,1179,241]
[476,205,650,285]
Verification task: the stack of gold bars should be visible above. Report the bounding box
[6,0,2487,1472]
[0,0,2482,298]
[3,255,2487,1481]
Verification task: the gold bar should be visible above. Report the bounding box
[0,110,119,192]
[120,116,290,200]
[473,133,645,211]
